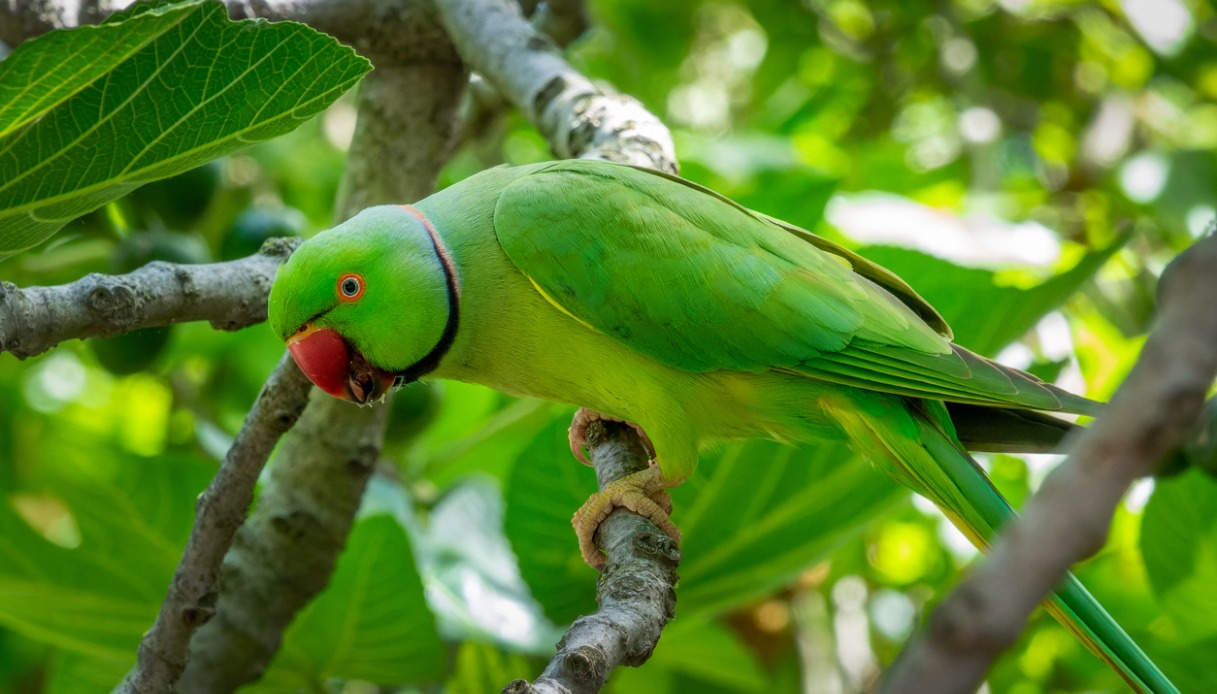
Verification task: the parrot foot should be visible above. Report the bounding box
[572,466,680,571]
[568,407,656,466]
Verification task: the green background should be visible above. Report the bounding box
[2,0,1216,691]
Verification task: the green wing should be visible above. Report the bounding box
[493,160,1097,415]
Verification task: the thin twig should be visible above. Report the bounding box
[505,421,680,694]
[883,232,1217,693]
[0,238,298,359]
[118,353,314,694]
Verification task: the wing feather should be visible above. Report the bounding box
[492,160,1098,415]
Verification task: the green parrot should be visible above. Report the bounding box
[267,159,1175,693]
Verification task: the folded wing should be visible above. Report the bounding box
[492,160,1097,416]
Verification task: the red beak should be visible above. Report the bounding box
[286,325,350,399]
[286,324,396,405]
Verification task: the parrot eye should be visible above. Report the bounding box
[338,273,365,301]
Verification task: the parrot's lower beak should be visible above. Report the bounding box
[345,348,396,405]
[286,324,395,405]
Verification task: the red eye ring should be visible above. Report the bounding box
[337,273,365,301]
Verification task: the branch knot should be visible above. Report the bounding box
[85,281,137,320]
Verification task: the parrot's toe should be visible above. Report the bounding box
[650,489,673,515]
[567,407,657,467]
[572,466,680,571]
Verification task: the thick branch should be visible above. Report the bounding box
[335,64,467,213]
[225,0,458,66]
[1,0,459,66]
[883,233,1217,693]
[0,238,298,359]
[434,0,677,171]
[119,354,313,694]
[506,421,679,694]
[450,1,588,154]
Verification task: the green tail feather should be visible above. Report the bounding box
[826,396,1178,693]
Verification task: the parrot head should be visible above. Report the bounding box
[267,205,459,405]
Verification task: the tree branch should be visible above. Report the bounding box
[1,0,460,66]
[0,238,298,359]
[883,232,1217,693]
[118,353,313,694]
[449,1,588,156]
[505,421,680,694]
[434,0,677,171]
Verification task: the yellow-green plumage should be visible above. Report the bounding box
[267,159,1175,693]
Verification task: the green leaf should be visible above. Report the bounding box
[501,414,600,622]
[408,381,560,489]
[0,454,212,658]
[1145,634,1217,694]
[1140,470,1217,643]
[645,619,768,692]
[504,415,904,624]
[673,439,902,619]
[407,478,560,652]
[0,0,371,257]
[445,642,535,694]
[253,513,444,690]
[857,238,1126,356]
[45,651,132,694]
[606,619,769,693]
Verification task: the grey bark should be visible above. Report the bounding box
[434,0,677,172]
[1,0,458,64]
[883,232,1217,693]
[0,238,298,359]
[224,0,460,67]
[119,354,313,694]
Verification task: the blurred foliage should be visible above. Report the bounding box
[3,0,1217,692]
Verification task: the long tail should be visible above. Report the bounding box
[824,395,1178,694]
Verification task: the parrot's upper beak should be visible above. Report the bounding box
[286,324,395,405]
